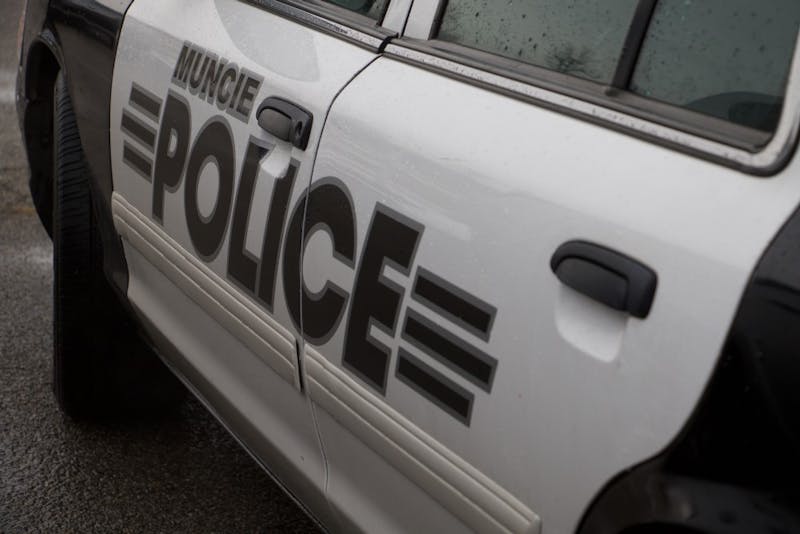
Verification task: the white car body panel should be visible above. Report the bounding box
[105,0,800,532]
[301,56,800,533]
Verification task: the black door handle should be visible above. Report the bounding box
[550,241,657,318]
[257,97,313,150]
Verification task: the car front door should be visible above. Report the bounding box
[298,1,800,532]
[108,0,406,524]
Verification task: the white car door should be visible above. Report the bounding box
[298,1,800,533]
[107,0,408,525]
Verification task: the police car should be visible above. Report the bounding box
[15,0,800,532]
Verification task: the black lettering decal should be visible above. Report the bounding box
[170,42,258,124]
[184,118,235,260]
[343,205,422,393]
[283,195,306,332]
[283,180,356,342]
[152,92,191,222]
[227,139,273,293]
[304,180,355,342]
[257,160,298,310]
[173,44,197,87]
[216,65,237,109]
[172,44,190,80]
[237,76,260,117]
[229,73,246,112]
[202,58,226,103]
[189,55,209,92]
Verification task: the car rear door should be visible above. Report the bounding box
[107,0,406,524]
[298,1,800,532]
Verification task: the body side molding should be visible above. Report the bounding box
[111,193,298,386]
[304,347,541,534]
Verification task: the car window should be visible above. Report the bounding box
[436,0,640,84]
[321,0,389,20]
[630,0,800,132]
[433,0,800,135]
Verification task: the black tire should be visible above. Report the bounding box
[52,71,183,419]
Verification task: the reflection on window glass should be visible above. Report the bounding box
[631,0,800,131]
[322,0,388,20]
[436,0,639,84]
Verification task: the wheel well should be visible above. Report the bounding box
[22,40,60,237]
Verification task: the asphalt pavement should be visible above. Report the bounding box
[0,2,319,532]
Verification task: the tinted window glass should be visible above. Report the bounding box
[436,0,639,84]
[631,0,800,131]
[322,0,388,20]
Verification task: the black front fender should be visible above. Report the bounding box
[18,0,133,298]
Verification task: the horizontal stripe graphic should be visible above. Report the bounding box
[121,109,157,149]
[122,142,153,180]
[396,349,473,425]
[129,83,162,121]
[413,268,495,340]
[402,308,497,392]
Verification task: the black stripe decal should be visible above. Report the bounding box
[121,110,157,149]
[412,268,496,341]
[402,309,497,392]
[396,349,474,425]
[129,83,162,121]
[123,142,153,181]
